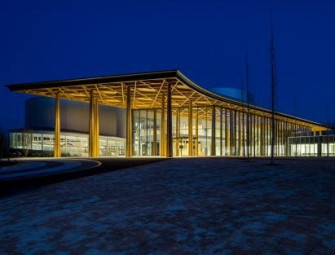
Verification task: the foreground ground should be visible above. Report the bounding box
[0,158,335,254]
[0,158,164,196]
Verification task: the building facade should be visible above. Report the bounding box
[7,70,328,158]
[10,97,126,157]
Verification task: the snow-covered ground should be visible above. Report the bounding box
[0,158,335,254]
[0,159,100,181]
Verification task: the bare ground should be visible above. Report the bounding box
[0,158,334,254]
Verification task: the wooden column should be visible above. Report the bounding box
[260,117,264,156]
[279,121,282,156]
[264,118,267,156]
[284,121,288,156]
[166,83,173,157]
[253,114,256,157]
[225,109,230,156]
[250,114,254,157]
[264,117,267,156]
[220,107,223,156]
[230,110,234,156]
[145,110,149,156]
[246,110,250,158]
[94,98,100,157]
[242,111,245,157]
[235,111,238,156]
[238,111,242,156]
[126,86,132,157]
[188,101,193,156]
[54,93,61,158]
[255,115,260,156]
[176,108,180,156]
[160,94,166,156]
[277,120,280,156]
[211,105,216,156]
[89,91,95,157]
[249,114,252,156]
[195,107,199,156]
[153,109,157,156]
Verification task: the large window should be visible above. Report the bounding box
[132,109,160,156]
[10,131,125,157]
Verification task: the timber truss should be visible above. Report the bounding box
[7,70,326,132]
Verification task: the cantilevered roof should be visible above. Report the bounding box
[7,69,327,131]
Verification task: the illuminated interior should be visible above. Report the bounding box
[10,131,125,157]
[7,70,327,157]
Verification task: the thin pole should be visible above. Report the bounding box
[270,15,276,164]
[246,52,250,160]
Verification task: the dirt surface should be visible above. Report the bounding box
[0,158,335,254]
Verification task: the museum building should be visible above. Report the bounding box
[7,70,330,157]
[10,97,126,157]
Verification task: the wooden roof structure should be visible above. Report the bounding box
[7,70,327,131]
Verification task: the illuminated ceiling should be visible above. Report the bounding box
[7,70,326,131]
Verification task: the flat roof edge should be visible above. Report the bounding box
[175,71,328,129]
[6,69,328,129]
[6,69,180,91]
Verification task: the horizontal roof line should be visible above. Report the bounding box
[175,71,327,128]
[6,69,328,129]
[6,69,180,91]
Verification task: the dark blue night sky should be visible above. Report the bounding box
[1,0,335,133]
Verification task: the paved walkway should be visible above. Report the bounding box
[0,158,335,254]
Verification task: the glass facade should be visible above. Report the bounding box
[132,106,313,157]
[289,135,335,157]
[10,109,326,158]
[9,71,327,158]
[132,109,161,156]
[10,131,125,157]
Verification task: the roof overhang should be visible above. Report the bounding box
[7,69,328,131]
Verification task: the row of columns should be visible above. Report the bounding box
[54,90,100,158]
[173,106,310,157]
[125,83,173,158]
[54,84,174,158]
[53,85,311,158]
